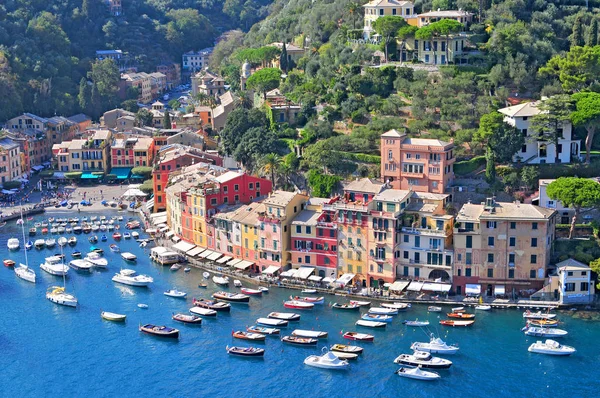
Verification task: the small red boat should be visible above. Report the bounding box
[41,228,49,235]
[113,232,122,241]
[440,320,475,327]
[343,332,374,342]
[447,313,475,319]
[3,259,16,267]
[283,300,314,309]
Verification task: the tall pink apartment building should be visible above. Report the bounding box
[380,129,455,194]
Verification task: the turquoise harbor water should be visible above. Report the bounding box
[0,212,598,397]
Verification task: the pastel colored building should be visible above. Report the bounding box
[111,136,154,168]
[363,0,418,38]
[0,138,23,184]
[290,198,339,279]
[257,191,309,272]
[498,100,581,164]
[54,130,112,177]
[380,129,455,194]
[416,9,473,27]
[396,192,454,282]
[453,198,556,297]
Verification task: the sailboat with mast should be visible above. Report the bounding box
[14,209,36,283]
[46,242,78,307]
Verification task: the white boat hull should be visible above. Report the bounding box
[112,275,152,287]
[40,264,69,276]
[15,265,36,283]
[47,292,77,307]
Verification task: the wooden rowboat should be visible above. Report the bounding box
[139,324,179,338]
[226,346,264,357]
[101,311,126,322]
[440,320,474,327]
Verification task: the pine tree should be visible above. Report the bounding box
[90,83,102,120]
[571,14,584,47]
[588,18,598,46]
[280,43,289,73]
[163,110,172,129]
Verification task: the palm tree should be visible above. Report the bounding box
[259,153,283,188]
[238,91,253,109]
[347,2,361,30]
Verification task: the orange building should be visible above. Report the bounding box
[380,129,455,194]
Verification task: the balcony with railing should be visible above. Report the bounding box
[323,202,370,212]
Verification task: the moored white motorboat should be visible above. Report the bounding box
[121,252,137,261]
[101,311,126,322]
[393,351,453,369]
[301,289,317,294]
[164,289,187,298]
[213,276,229,286]
[368,307,398,315]
[85,251,108,267]
[34,239,45,249]
[268,312,300,321]
[523,310,557,319]
[189,307,217,317]
[475,305,491,311]
[40,256,69,276]
[290,295,324,304]
[292,329,328,339]
[528,339,575,356]
[451,306,465,313]
[284,300,314,309]
[170,263,182,271]
[304,350,349,370]
[362,313,393,323]
[258,286,269,293]
[57,237,68,247]
[410,335,459,355]
[349,300,371,307]
[241,287,263,295]
[356,320,386,328]
[381,302,410,310]
[523,327,568,338]
[7,238,20,250]
[68,237,77,246]
[45,238,56,248]
[428,306,442,312]
[69,259,94,272]
[257,317,288,327]
[403,320,430,327]
[396,366,441,381]
[233,279,242,287]
[203,271,210,279]
[112,269,153,287]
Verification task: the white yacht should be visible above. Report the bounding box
[69,259,94,272]
[85,252,108,267]
[112,269,153,287]
[7,238,20,250]
[523,310,557,320]
[523,327,568,338]
[528,339,575,356]
[304,350,350,370]
[164,289,187,298]
[15,264,36,283]
[46,286,78,307]
[45,238,56,248]
[57,237,68,247]
[40,256,69,276]
[396,366,441,381]
[410,334,459,355]
[34,239,45,249]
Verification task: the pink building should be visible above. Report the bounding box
[380,129,455,194]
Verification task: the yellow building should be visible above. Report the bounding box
[54,130,112,178]
[363,0,418,38]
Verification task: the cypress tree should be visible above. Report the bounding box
[571,14,584,47]
[588,18,598,46]
[163,110,172,129]
[280,43,288,73]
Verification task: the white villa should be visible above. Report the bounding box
[498,100,581,164]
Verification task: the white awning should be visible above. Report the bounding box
[407,281,424,292]
[234,260,254,270]
[150,246,168,255]
[466,284,481,295]
[164,231,175,238]
[262,265,281,275]
[322,277,335,283]
[146,199,154,210]
[187,247,204,257]
[281,269,298,278]
[308,275,323,282]
[173,241,195,253]
[296,267,315,280]
[150,213,168,225]
[389,280,410,292]
[494,285,506,295]
[198,250,214,258]
[172,236,181,243]
[150,211,167,219]
[159,226,169,232]
[227,258,242,266]
[422,282,451,292]
[216,255,232,264]
[206,252,222,261]
[335,273,355,286]
[122,188,147,199]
